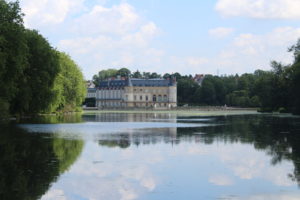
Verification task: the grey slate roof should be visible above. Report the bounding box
[99,80,127,88]
[98,78,175,88]
[129,78,174,87]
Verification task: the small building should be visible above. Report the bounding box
[96,78,177,109]
[193,74,205,86]
[86,80,95,88]
[86,88,96,98]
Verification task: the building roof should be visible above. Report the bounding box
[98,78,176,88]
[129,78,174,87]
[99,80,128,88]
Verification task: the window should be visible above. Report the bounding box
[140,88,143,92]
[146,96,148,101]
[153,95,156,102]
[164,95,168,102]
[140,95,143,101]
[134,95,137,101]
[158,95,162,102]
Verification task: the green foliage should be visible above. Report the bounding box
[0,124,83,199]
[288,39,300,114]
[49,52,86,113]
[84,97,96,107]
[0,0,27,110]
[132,70,142,78]
[177,79,199,104]
[53,137,84,173]
[0,0,86,116]
[11,30,60,114]
[118,68,131,77]
[0,98,9,118]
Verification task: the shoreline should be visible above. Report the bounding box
[82,107,259,116]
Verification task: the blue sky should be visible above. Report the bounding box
[19,0,300,79]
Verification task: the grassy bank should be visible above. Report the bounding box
[83,108,259,117]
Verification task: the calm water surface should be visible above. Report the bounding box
[1,113,300,200]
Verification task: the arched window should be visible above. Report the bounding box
[163,95,168,102]
[158,95,162,102]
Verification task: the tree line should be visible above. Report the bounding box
[0,0,86,117]
[92,40,300,115]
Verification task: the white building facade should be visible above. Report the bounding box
[95,78,177,109]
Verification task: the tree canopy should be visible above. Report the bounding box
[0,0,86,116]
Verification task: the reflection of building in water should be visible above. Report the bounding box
[98,127,178,148]
[82,112,177,123]
[95,78,177,109]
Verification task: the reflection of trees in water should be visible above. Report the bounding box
[179,115,300,186]
[19,113,83,124]
[83,112,176,122]
[96,115,300,185]
[98,128,178,148]
[0,124,83,200]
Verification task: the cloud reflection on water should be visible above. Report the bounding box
[18,113,300,200]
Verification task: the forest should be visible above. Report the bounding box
[92,40,300,115]
[0,0,86,118]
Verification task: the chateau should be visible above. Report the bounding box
[88,78,177,109]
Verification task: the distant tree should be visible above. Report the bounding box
[172,72,182,80]
[117,68,131,77]
[163,73,171,79]
[92,68,118,85]
[199,78,216,105]
[149,72,161,78]
[132,70,142,78]
[288,39,300,114]
[177,79,199,104]
[253,70,274,111]
[143,72,151,79]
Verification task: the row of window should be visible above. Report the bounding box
[98,101,123,107]
[131,95,168,102]
[131,88,168,93]
[98,90,122,99]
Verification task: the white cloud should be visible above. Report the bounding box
[209,174,234,186]
[72,3,140,36]
[168,56,209,75]
[41,189,66,200]
[56,2,163,78]
[209,27,234,38]
[214,26,300,74]
[187,57,209,66]
[217,144,295,186]
[226,193,300,200]
[119,188,138,200]
[216,0,300,19]
[20,0,85,27]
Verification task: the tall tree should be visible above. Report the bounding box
[11,30,59,114]
[49,52,86,112]
[0,0,27,114]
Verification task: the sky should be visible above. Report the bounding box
[18,0,300,79]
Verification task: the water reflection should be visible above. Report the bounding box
[3,113,300,199]
[0,124,83,200]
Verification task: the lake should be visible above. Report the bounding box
[1,111,300,200]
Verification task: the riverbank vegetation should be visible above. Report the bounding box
[92,40,300,115]
[0,0,86,117]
